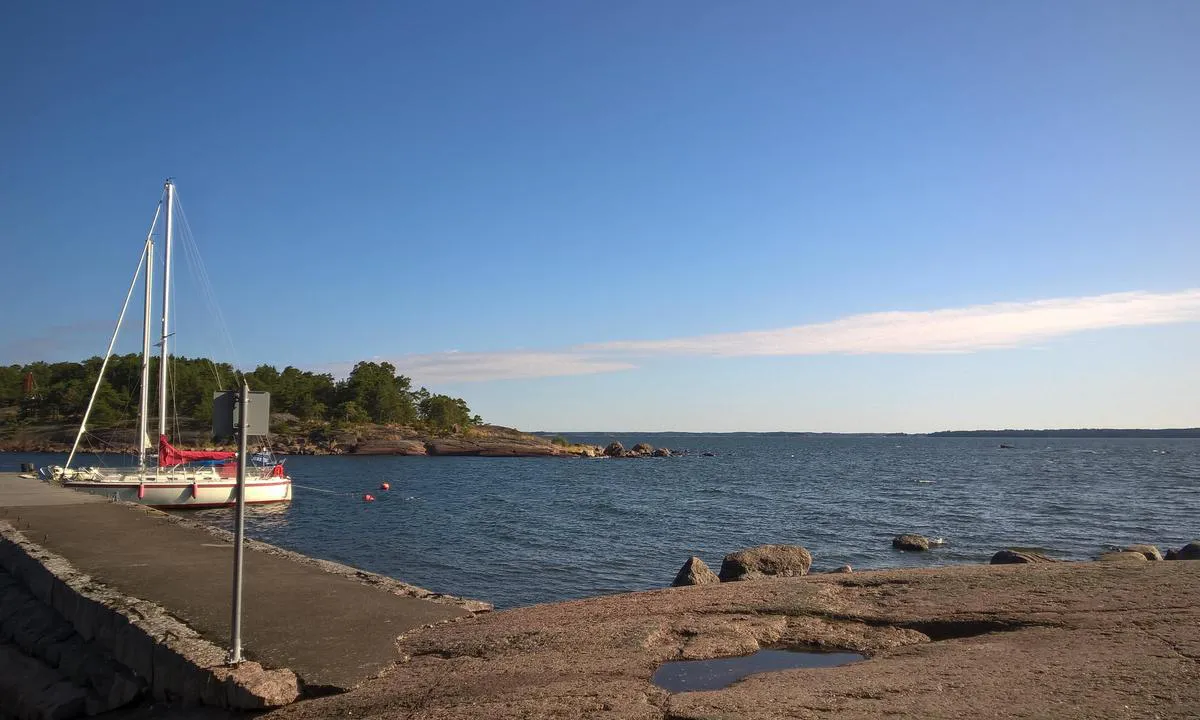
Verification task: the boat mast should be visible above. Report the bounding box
[137,208,157,470]
[157,179,174,447]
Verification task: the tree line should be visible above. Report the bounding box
[0,357,481,432]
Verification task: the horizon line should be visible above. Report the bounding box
[529,427,1200,435]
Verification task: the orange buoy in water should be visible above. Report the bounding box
[363,493,376,502]
[380,482,390,491]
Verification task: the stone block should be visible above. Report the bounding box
[32,680,88,720]
[200,670,230,707]
[20,559,56,605]
[105,668,144,710]
[71,596,102,643]
[13,608,58,654]
[218,662,301,709]
[176,664,208,707]
[109,614,134,668]
[0,538,20,569]
[151,642,187,702]
[44,638,77,667]
[116,624,155,682]
[57,642,89,684]
[0,610,28,641]
[0,591,38,625]
[82,652,115,692]
[93,606,119,651]
[83,656,144,712]
[85,690,112,717]
[171,638,227,705]
[49,577,74,619]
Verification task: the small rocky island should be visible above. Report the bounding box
[0,420,680,459]
[16,357,1194,462]
[0,358,687,459]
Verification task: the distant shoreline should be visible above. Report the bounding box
[543,428,1200,439]
[927,428,1200,438]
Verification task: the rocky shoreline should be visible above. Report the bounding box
[669,537,1200,588]
[262,553,1200,720]
[0,423,685,460]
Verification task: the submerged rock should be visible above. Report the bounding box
[1099,551,1148,563]
[892,534,931,551]
[991,549,1058,565]
[718,545,812,581]
[672,557,720,586]
[1124,544,1163,561]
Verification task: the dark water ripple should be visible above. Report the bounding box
[6,436,1198,608]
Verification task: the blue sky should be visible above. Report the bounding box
[2,1,1199,431]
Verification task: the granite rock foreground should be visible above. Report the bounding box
[264,560,1199,720]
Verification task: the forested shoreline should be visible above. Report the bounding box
[0,356,479,434]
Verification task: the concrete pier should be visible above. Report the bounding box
[0,472,481,716]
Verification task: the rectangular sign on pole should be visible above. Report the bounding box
[213,390,271,439]
[212,385,269,664]
[228,381,249,664]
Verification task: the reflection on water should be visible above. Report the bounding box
[652,649,864,692]
[183,502,294,531]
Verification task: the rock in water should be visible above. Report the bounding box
[1099,551,1148,562]
[672,557,720,586]
[719,545,813,581]
[603,442,625,458]
[630,442,654,456]
[892,534,931,551]
[1165,548,1180,561]
[991,549,1058,565]
[1177,541,1200,560]
[652,447,671,457]
[1124,544,1163,561]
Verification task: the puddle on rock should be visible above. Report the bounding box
[652,649,864,693]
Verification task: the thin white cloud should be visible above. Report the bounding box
[317,289,1200,383]
[314,352,635,383]
[394,351,635,383]
[589,289,1200,357]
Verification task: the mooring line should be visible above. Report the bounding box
[292,481,400,502]
[291,483,345,495]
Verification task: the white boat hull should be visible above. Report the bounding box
[48,466,292,508]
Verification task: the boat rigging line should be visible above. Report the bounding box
[65,200,162,468]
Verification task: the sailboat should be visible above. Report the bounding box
[43,180,293,508]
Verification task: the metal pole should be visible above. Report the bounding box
[137,228,154,470]
[157,179,174,442]
[229,380,249,664]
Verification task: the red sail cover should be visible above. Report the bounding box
[158,435,236,467]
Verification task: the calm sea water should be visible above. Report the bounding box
[6,435,1198,609]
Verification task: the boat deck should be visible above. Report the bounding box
[0,472,474,692]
